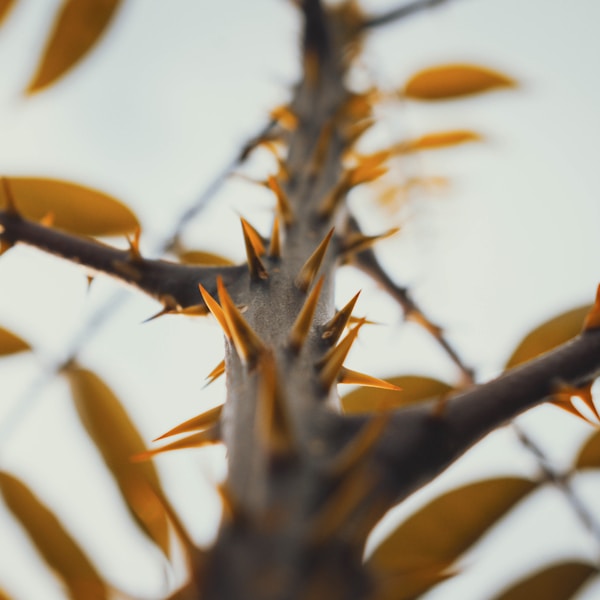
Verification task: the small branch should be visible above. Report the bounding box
[361,0,452,30]
[349,218,474,383]
[0,211,245,309]
[358,329,600,505]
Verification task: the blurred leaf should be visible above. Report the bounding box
[404,64,515,101]
[1,177,139,236]
[367,477,537,573]
[341,376,452,414]
[178,250,234,266]
[0,472,108,600]
[370,562,454,600]
[0,326,30,357]
[399,130,481,153]
[66,366,170,557]
[27,0,122,94]
[506,305,591,369]
[576,429,600,469]
[492,561,596,600]
[0,0,15,27]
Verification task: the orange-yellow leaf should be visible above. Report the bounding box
[505,305,592,369]
[341,375,453,414]
[0,0,15,27]
[0,326,30,357]
[398,130,481,153]
[367,477,537,574]
[66,366,170,557]
[27,0,122,94]
[576,428,600,469]
[492,561,596,600]
[178,250,234,267]
[0,177,139,236]
[0,472,108,600]
[404,64,515,101]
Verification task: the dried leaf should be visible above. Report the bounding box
[66,366,170,557]
[177,250,234,266]
[0,326,30,357]
[341,375,452,414]
[492,561,596,600]
[368,477,537,574]
[0,177,139,236]
[576,429,600,470]
[505,305,592,369]
[0,472,108,600]
[27,0,122,94]
[404,64,515,101]
[397,130,481,153]
[0,0,15,27]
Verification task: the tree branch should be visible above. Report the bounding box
[0,211,246,309]
[361,0,452,30]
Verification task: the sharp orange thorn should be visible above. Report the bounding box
[199,284,231,339]
[344,118,375,146]
[338,368,402,391]
[239,216,266,255]
[142,305,174,323]
[240,218,268,281]
[217,276,266,364]
[553,382,599,421]
[322,291,361,345]
[317,320,366,390]
[550,398,598,427]
[295,228,335,292]
[317,174,351,218]
[126,227,143,261]
[153,405,224,441]
[40,211,55,227]
[131,429,220,462]
[583,284,600,332]
[289,276,325,352]
[270,105,298,131]
[177,304,210,317]
[266,176,294,226]
[205,359,226,386]
[341,227,400,257]
[268,215,282,259]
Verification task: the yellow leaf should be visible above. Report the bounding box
[397,130,481,153]
[0,472,108,600]
[505,305,592,369]
[0,326,30,357]
[341,375,452,414]
[368,477,537,574]
[27,0,122,94]
[66,366,170,557]
[178,250,234,267]
[0,0,15,27]
[404,64,515,101]
[492,561,596,600]
[576,429,600,469]
[0,177,139,236]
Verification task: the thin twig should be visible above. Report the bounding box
[361,0,452,30]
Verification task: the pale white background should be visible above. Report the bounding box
[0,1,599,598]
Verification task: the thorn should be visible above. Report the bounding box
[261,140,290,181]
[216,483,240,525]
[268,215,282,259]
[86,275,94,290]
[270,105,298,131]
[266,176,294,226]
[344,118,375,146]
[256,351,296,456]
[112,259,142,281]
[241,218,268,281]
[153,405,224,441]
[322,291,361,344]
[309,121,334,175]
[317,176,351,218]
[341,227,400,257]
[204,359,225,387]
[217,276,266,365]
[131,428,220,462]
[199,284,231,339]
[176,304,210,317]
[295,228,334,292]
[583,284,600,332]
[0,239,12,255]
[338,368,402,391]
[1,178,19,215]
[239,216,266,255]
[126,227,143,261]
[553,381,599,422]
[317,319,365,390]
[142,305,175,323]
[289,276,325,352]
[40,211,55,227]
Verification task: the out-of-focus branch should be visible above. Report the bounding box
[361,0,452,30]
